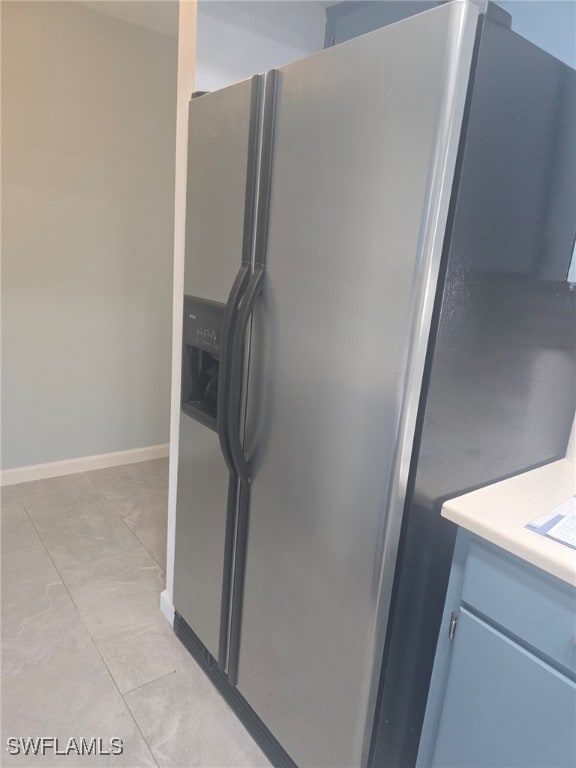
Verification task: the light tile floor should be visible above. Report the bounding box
[1,459,270,768]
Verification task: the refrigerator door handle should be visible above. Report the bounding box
[228,265,265,485]
[226,71,278,486]
[217,263,250,473]
[217,75,264,475]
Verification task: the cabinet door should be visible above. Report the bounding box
[431,608,576,768]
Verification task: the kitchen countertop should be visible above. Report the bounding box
[442,459,576,586]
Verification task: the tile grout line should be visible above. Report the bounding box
[6,465,171,767]
[17,493,107,650]
[89,634,162,768]
[17,489,162,661]
[11,466,167,636]
[4,468,267,768]
[16,464,167,572]
[15,475,162,768]
[104,496,166,571]
[121,665,185,700]
[11,496,66,582]
[81,464,172,767]
[18,494,156,575]
[83,468,168,571]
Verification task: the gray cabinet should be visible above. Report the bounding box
[418,531,576,768]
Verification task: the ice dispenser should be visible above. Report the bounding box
[181,295,224,430]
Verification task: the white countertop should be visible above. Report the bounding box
[442,459,576,586]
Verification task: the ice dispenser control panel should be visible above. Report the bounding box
[183,296,222,355]
[193,326,218,352]
[181,295,224,431]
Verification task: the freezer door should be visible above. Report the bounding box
[237,4,478,766]
[173,78,255,661]
[182,80,254,301]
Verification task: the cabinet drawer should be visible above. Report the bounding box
[461,540,576,675]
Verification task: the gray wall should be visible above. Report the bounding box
[497,0,575,67]
[496,1,576,282]
[1,2,177,469]
[196,1,326,91]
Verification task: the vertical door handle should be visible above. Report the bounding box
[217,263,250,473]
[217,75,263,473]
[228,266,265,485]
[226,72,277,486]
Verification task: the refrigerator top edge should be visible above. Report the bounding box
[191,2,484,101]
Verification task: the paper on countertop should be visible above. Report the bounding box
[526,497,576,550]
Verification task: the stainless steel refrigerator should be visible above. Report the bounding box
[172,3,576,767]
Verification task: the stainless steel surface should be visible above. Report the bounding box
[173,416,230,658]
[238,4,478,766]
[375,18,576,764]
[183,79,254,302]
[174,79,255,658]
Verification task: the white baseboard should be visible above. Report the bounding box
[0,444,170,486]
[160,589,175,626]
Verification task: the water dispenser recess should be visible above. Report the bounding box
[181,295,224,431]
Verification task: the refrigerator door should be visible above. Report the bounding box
[182,80,255,303]
[173,78,256,661]
[237,4,478,767]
